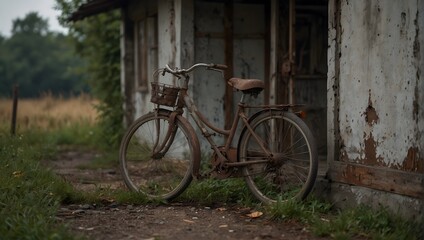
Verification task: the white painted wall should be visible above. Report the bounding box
[328,0,423,169]
[158,0,177,86]
[132,0,195,119]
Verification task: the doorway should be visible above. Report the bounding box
[277,0,328,156]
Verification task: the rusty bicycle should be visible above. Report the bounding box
[119,63,318,204]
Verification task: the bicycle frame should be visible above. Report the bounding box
[151,63,305,179]
[120,63,317,203]
[161,76,296,179]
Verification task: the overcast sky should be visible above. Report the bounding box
[0,0,67,37]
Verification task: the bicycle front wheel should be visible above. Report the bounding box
[238,110,318,204]
[119,111,195,201]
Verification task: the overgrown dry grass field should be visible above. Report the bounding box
[0,94,99,130]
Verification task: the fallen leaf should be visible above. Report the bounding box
[219,224,228,228]
[246,211,263,218]
[78,226,94,230]
[183,219,195,223]
[12,171,23,177]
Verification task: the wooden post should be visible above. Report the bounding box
[288,0,295,105]
[268,0,278,105]
[11,85,18,136]
[224,1,234,130]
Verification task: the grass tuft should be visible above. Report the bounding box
[268,197,422,240]
[0,132,76,239]
[268,196,332,223]
[179,178,257,206]
[311,205,423,239]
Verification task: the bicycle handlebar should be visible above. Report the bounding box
[164,63,227,76]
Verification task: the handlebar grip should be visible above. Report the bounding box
[211,64,228,70]
[164,64,174,73]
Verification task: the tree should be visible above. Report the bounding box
[12,12,49,35]
[0,12,87,98]
[55,0,124,147]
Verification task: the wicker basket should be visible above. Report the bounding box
[150,82,179,107]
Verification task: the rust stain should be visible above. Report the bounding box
[342,164,374,187]
[364,90,379,126]
[346,136,423,173]
[357,134,423,173]
[362,132,384,167]
[401,147,424,173]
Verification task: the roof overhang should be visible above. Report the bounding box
[69,0,125,21]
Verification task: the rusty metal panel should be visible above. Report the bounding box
[336,0,423,173]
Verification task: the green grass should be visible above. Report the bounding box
[267,197,423,240]
[268,197,332,223]
[0,121,125,239]
[1,122,423,239]
[0,130,77,239]
[178,178,257,206]
[313,205,423,240]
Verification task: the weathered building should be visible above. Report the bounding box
[326,0,423,219]
[71,0,423,218]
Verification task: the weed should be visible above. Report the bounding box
[0,132,76,239]
[268,196,332,223]
[310,205,422,239]
[179,178,257,206]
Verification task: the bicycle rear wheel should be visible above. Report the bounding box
[119,110,195,201]
[238,110,318,204]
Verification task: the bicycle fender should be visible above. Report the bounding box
[176,115,201,179]
[155,108,202,179]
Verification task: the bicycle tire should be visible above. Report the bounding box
[238,110,318,204]
[119,110,196,201]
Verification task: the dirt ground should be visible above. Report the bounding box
[50,149,327,240]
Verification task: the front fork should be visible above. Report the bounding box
[152,111,179,158]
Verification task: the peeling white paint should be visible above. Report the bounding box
[332,0,423,168]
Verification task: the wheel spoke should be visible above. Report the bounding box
[240,111,317,204]
[119,112,193,201]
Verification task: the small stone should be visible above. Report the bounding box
[80,204,92,210]
[72,210,85,214]
[109,202,118,208]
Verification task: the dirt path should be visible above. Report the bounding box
[50,149,326,240]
